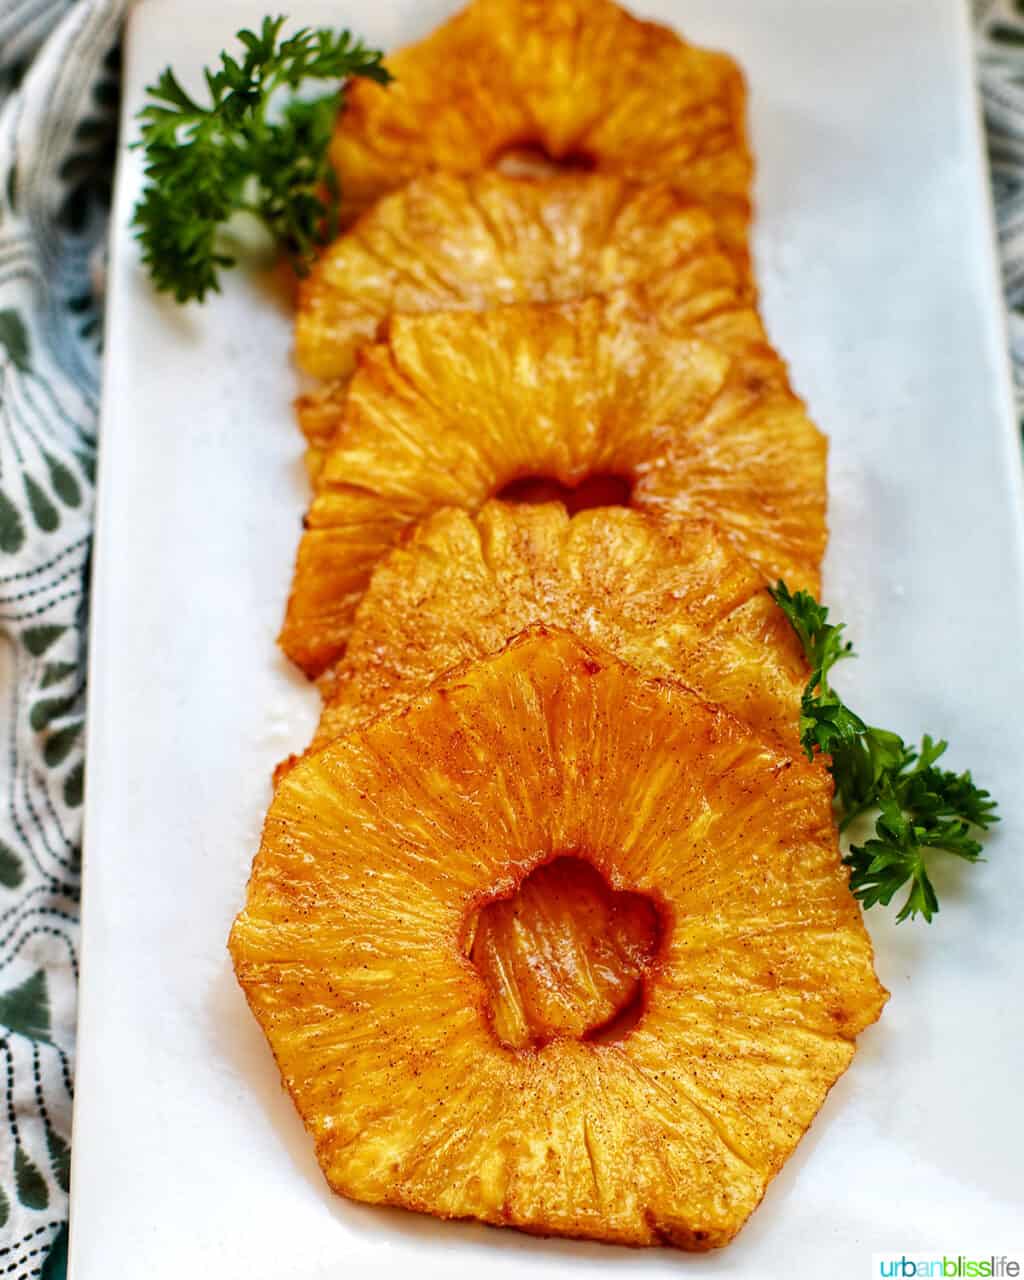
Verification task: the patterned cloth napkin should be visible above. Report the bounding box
[1,3,123,1276]
[0,2,1022,1277]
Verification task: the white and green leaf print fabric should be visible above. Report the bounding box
[1,1,123,1276]
[0,2,1022,1277]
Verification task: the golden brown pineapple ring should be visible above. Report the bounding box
[280,289,827,676]
[231,628,887,1249]
[331,0,752,260]
[314,503,807,756]
[295,172,746,384]
[300,503,809,1051]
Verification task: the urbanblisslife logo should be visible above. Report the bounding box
[872,1258,1022,1278]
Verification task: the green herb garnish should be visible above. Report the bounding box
[770,582,998,922]
[132,15,391,302]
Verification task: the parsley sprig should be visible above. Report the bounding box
[770,583,998,923]
[132,16,391,302]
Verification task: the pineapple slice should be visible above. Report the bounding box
[295,172,745,383]
[296,503,808,1051]
[281,291,826,676]
[314,503,807,755]
[331,0,751,260]
[231,628,887,1249]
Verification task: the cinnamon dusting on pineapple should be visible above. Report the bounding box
[230,629,887,1249]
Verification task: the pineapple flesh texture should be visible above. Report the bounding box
[281,286,827,677]
[469,854,661,1049]
[330,0,752,263]
[295,172,747,385]
[231,629,888,1249]
[300,503,809,1050]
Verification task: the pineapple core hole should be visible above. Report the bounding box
[493,144,596,177]
[497,473,633,515]
[467,856,661,1051]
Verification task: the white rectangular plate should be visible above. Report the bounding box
[70,1,1024,1276]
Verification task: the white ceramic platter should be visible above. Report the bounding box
[69,0,1024,1276]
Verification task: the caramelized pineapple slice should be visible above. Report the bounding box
[296,172,746,383]
[231,629,887,1249]
[332,0,751,260]
[314,503,807,755]
[281,292,826,676]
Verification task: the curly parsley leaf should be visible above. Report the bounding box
[131,16,391,302]
[769,583,998,922]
